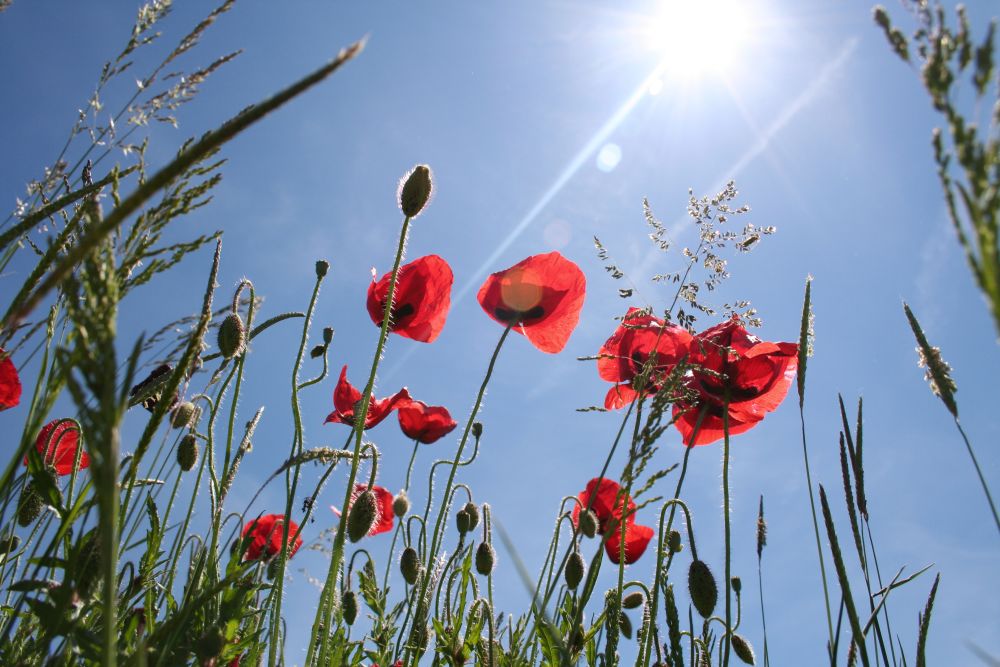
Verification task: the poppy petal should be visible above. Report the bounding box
[605,522,654,564]
[367,255,454,343]
[397,400,458,444]
[0,349,22,411]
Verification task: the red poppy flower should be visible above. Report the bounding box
[397,400,457,444]
[571,478,653,564]
[477,251,586,354]
[348,484,394,536]
[598,307,693,409]
[673,316,798,446]
[240,514,303,561]
[367,255,454,343]
[23,420,89,476]
[0,349,21,411]
[604,521,655,565]
[325,365,411,429]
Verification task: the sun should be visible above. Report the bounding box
[641,0,752,78]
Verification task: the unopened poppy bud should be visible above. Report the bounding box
[463,502,480,531]
[731,634,756,665]
[399,164,433,218]
[688,560,718,619]
[565,551,585,590]
[315,260,330,278]
[619,612,633,640]
[218,313,246,359]
[170,401,196,429]
[347,490,378,542]
[195,628,226,660]
[177,435,199,472]
[0,534,20,555]
[17,481,43,527]
[667,530,683,553]
[400,546,420,584]
[475,542,495,576]
[471,422,483,439]
[342,589,358,625]
[731,576,742,595]
[456,509,471,535]
[622,591,644,609]
[578,509,598,539]
[393,491,410,517]
[309,345,325,359]
[323,327,334,344]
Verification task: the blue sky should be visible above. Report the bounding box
[1,1,998,664]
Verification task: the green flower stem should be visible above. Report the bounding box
[952,417,1000,534]
[722,394,732,667]
[309,214,411,667]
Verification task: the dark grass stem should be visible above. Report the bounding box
[952,417,1000,534]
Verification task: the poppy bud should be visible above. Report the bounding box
[177,435,199,472]
[323,327,334,344]
[688,560,718,619]
[393,491,410,517]
[471,422,483,439]
[619,612,633,640]
[218,312,246,359]
[195,628,226,660]
[731,634,756,665]
[578,509,598,539]
[399,164,433,218]
[565,551,585,590]
[0,534,20,555]
[463,502,480,532]
[170,401,196,429]
[731,576,742,595]
[475,542,495,576]
[17,481,44,527]
[456,509,471,535]
[342,589,358,625]
[400,546,420,585]
[622,591,644,609]
[309,345,325,359]
[315,260,330,278]
[347,490,378,542]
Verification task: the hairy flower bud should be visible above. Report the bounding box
[218,312,246,359]
[309,345,325,359]
[565,551,585,590]
[731,576,742,595]
[323,327,334,344]
[622,591,644,609]
[195,629,226,660]
[688,560,718,619]
[393,491,410,517]
[619,612,633,640]
[475,542,495,576]
[347,490,378,542]
[16,481,43,527]
[463,502,480,532]
[578,509,598,539]
[731,634,756,665]
[0,534,20,555]
[342,590,358,625]
[399,164,433,218]
[170,401,196,429]
[667,530,683,553]
[471,422,483,439]
[315,260,330,278]
[456,509,471,535]
[177,435,199,472]
[400,546,420,585]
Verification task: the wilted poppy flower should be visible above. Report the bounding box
[477,251,586,354]
[325,365,411,429]
[240,514,303,561]
[397,400,457,444]
[572,478,653,564]
[0,349,21,410]
[346,484,394,537]
[367,255,453,343]
[673,316,798,446]
[24,420,89,476]
[598,307,692,409]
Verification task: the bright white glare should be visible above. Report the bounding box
[596,143,622,172]
[648,77,664,96]
[643,0,751,78]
